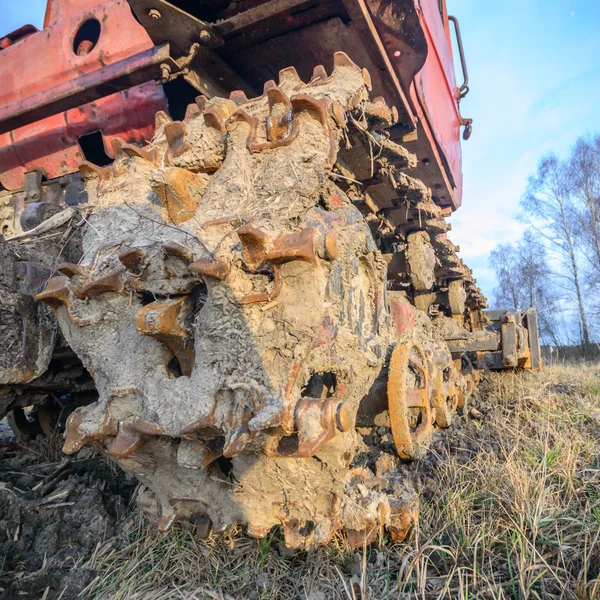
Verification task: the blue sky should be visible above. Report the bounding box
[2,1,600,299]
[448,0,600,297]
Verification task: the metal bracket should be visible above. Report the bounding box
[127,0,224,57]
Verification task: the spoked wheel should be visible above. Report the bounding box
[6,407,44,439]
[387,343,435,459]
[6,399,62,439]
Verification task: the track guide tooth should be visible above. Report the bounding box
[262,79,276,94]
[192,514,213,539]
[203,109,226,134]
[118,247,148,274]
[57,262,84,278]
[237,224,270,270]
[119,142,158,165]
[333,51,361,72]
[63,409,118,455]
[362,67,373,91]
[135,296,195,376]
[76,267,126,299]
[158,513,177,533]
[278,66,303,89]
[247,524,271,539]
[184,103,201,120]
[282,521,313,550]
[78,161,110,183]
[290,95,335,164]
[229,90,249,105]
[106,418,164,458]
[267,86,292,110]
[164,122,190,159]
[150,167,202,225]
[313,518,337,546]
[35,276,70,308]
[266,86,293,141]
[155,110,172,130]
[330,101,346,127]
[162,241,194,263]
[180,413,215,436]
[310,64,328,82]
[222,425,250,457]
[389,497,419,543]
[195,95,207,111]
[189,257,230,281]
[111,137,127,158]
[345,522,379,548]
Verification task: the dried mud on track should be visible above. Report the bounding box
[2,364,600,600]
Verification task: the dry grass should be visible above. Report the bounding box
[79,364,600,600]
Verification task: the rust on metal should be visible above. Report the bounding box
[267,228,318,265]
[387,343,433,459]
[63,409,118,455]
[118,247,148,275]
[135,296,195,376]
[162,241,194,263]
[35,276,70,308]
[189,256,231,281]
[237,224,270,270]
[150,167,201,225]
[239,265,283,304]
[106,417,164,458]
[266,86,293,142]
[76,267,126,299]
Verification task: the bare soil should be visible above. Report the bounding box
[0,439,136,600]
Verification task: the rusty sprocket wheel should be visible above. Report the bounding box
[387,342,435,459]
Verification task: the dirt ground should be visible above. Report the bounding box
[1,363,599,600]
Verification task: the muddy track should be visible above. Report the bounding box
[5,53,488,550]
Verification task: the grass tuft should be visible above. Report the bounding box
[79,364,600,599]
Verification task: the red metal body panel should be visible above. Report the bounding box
[0,0,167,190]
[410,0,462,206]
[367,0,465,209]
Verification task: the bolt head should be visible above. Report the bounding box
[148,9,161,19]
[199,30,211,43]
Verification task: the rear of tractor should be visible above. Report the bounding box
[0,0,540,547]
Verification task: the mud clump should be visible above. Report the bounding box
[0,442,136,600]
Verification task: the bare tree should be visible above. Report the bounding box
[489,243,520,310]
[520,154,592,350]
[490,231,565,346]
[568,136,600,277]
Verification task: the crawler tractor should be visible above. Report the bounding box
[0,0,540,547]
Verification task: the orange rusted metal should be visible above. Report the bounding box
[135,296,195,376]
[237,224,270,270]
[387,343,434,459]
[150,167,202,225]
[106,417,164,457]
[63,407,118,454]
[267,228,318,265]
[0,0,167,190]
[189,257,231,281]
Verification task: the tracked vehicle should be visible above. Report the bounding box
[0,0,540,548]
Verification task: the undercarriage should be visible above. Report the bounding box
[0,53,539,548]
